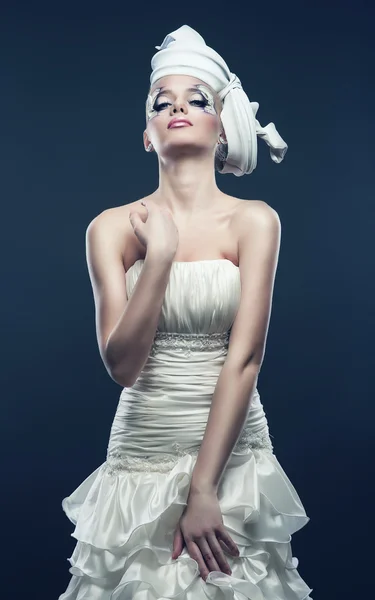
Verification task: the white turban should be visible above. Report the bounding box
[150,25,288,177]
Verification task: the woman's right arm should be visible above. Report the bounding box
[86,211,175,387]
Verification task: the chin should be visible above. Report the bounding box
[163,143,209,157]
[163,138,211,150]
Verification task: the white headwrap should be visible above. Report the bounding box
[150,24,288,176]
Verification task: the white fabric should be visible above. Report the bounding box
[59,260,313,599]
[150,25,288,176]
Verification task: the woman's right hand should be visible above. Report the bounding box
[129,199,179,260]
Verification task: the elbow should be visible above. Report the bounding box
[109,364,135,388]
[103,342,133,387]
[103,339,147,388]
[243,352,264,375]
[103,354,134,388]
[244,343,265,373]
[110,370,132,388]
[226,351,264,376]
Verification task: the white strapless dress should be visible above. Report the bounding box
[58,259,313,600]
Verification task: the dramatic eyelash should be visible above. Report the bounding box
[153,99,208,112]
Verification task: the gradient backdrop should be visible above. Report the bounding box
[1,1,373,598]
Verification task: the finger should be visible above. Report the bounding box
[129,214,138,231]
[199,537,223,575]
[172,527,184,559]
[206,533,232,575]
[218,538,237,556]
[186,540,214,582]
[217,528,240,557]
[192,538,222,581]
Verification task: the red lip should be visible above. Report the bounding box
[168,118,193,129]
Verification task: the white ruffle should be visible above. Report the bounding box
[59,448,313,599]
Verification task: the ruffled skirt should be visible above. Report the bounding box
[58,448,313,599]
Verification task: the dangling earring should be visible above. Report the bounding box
[217,133,227,145]
[146,143,153,152]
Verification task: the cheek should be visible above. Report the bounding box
[196,112,220,135]
[146,117,164,142]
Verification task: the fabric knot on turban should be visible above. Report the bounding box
[218,73,242,102]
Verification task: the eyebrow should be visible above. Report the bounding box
[156,86,207,96]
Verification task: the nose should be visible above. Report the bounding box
[171,99,188,115]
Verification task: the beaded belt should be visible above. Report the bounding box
[149,330,230,358]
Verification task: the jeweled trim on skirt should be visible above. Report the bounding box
[105,428,274,475]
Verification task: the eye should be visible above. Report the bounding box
[190,99,207,107]
[153,101,171,111]
[152,98,208,112]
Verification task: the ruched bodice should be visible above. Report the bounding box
[106,259,273,472]
[125,259,242,334]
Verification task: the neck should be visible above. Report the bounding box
[154,152,221,217]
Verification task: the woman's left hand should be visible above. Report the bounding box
[171,489,240,581]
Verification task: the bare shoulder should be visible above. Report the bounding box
[86,197,152,270]
[92,197,147,226]
[87,196,150,243]
[232,197,279,221]
[85,209,123,258]
[231,198,281,237]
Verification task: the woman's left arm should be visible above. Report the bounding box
[189,201,281,496]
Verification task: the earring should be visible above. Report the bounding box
[217,134,227,145]
[146,143,153,152]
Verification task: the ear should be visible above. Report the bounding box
[143,130,150,151]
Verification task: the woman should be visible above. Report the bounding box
[59,25,313,599]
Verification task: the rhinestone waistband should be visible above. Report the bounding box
[149,330,230,358]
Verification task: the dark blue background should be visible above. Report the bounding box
[1,1,373,598]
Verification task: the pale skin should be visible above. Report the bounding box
[143,74,228,220]
[88,74,281,582]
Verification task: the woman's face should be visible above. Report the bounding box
[144,74,224,158]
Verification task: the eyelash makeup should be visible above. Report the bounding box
[146,88,162,121]
[146,86,217,121]
[195,85,217,116]
[154,98,207,111]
